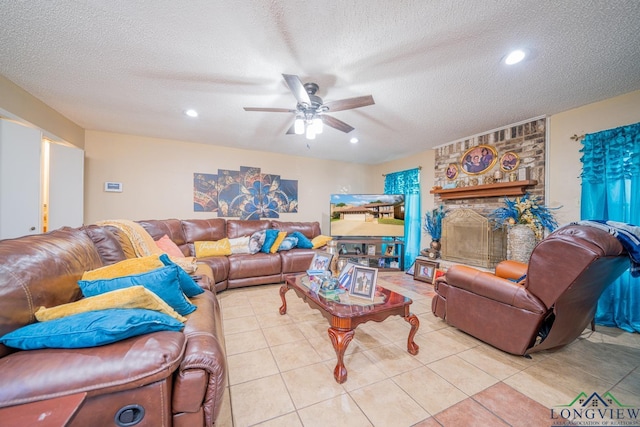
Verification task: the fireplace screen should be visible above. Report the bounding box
[441,209,506,268]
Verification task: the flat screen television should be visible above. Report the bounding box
[330,194,405,238]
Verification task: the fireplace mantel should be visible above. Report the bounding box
[430,180,538,200]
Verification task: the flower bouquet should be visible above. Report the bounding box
[489,193,559,239]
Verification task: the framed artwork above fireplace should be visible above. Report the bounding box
[460,144,497,175]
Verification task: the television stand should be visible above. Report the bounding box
[333,238,404,271]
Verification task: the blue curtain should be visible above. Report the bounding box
[384,168,421,270]
[580,122,640,333]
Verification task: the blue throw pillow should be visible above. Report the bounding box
[290,231,313,249]
[158,254,204,297]
[0,309,184,350]
[260,229,280,254]
[278,236,298,251]
[78,266,197,315]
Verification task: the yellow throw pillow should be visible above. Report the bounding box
[35,286,186,322]
[270,231,288,253]
[194,239,232,257]
[311,235,333,249]
[82,255,163,281]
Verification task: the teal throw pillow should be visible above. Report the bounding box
[158,254,204,297]
[0,309,184,350]
[260,229,280,254]
[78,266,197,315]
[290,231,313,249]
[278,236,298,251]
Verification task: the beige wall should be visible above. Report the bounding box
[84,131,373,233]
[547,89,640,225]
[0,75,85,148]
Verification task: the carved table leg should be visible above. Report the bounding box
[327,328,355,384]
[405,314,420,355]
[279,285,289,315]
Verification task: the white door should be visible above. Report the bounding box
[48,142,84,231]
[0,120,42,239]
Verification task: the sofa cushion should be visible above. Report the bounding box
[78,266,197,315]
[270,221,321,239]
[156,234,185,257]
[278,236,298,251]
[35,286,186,322]
[311,235,333,249]
[182,219,227,246]
[0,309,184,350]
[195,239,232,257]
[81,254,164,281]
[158,254,204,297]
[249,230,265,254]
[229,236,251,254]
[83,225,127,265]
[290,231,313,249]
[261,229,280,254]
[270,231,287,253]
[227,219,270,239]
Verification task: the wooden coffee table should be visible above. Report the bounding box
[280,274,419,383]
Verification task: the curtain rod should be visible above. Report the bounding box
[382,166,422,177]
[570,134,585,142]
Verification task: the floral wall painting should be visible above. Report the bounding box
[193,173,218,212]
[193,166,298,219]
[460,144,497,175]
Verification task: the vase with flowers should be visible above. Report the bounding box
[423,205,448,259]
[489,193,560,262]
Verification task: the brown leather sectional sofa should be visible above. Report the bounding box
[0,218,322,426]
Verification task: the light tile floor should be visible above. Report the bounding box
[215,272,640,427]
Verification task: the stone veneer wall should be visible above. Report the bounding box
[433,118,546,216]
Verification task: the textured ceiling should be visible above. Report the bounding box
[1,0,639,164]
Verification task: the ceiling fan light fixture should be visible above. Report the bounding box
[306,125,316,140]
[313,117,323,134]
[294,117,305,134]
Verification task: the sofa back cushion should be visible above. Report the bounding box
[83,225,127,265]
[137,219,189,255]
[0,227,104,357]
[270,221,321,239]
[227,220,270,239]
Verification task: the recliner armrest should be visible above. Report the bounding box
[444,265,544,313]
[494,260,528,280]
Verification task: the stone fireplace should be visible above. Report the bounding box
[441,209,506,268]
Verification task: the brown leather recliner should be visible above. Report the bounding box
[431,224,630,356]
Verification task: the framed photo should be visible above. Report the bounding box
[460,144,497,175]
[337,262,358,290]
[445,163,459,180]
[349,266,378,301]
[385,245,394,256]
[500,151,520,172]
[309,251,333,271]
[367,244,376,256]
[414,259,440,283]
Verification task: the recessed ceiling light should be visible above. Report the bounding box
[504,49,526,65]
[185,109,198,118]
[350,137,359,144]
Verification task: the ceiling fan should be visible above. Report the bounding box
[243,74,374,139]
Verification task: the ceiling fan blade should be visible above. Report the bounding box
[324,95,375,112]
[282,74,311,106]
[243,107,296,113]
[321,115,355,133]
[286,122,296,134]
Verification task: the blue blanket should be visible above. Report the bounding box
[575,220,640,277]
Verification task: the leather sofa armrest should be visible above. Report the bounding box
[444,265,544,312]
[494,260,528,280]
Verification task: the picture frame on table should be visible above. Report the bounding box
[349,266,378,301]
[367,244,376,256]
[309,251,334,271]
[414,259,440,283]
[337,262,358,290]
